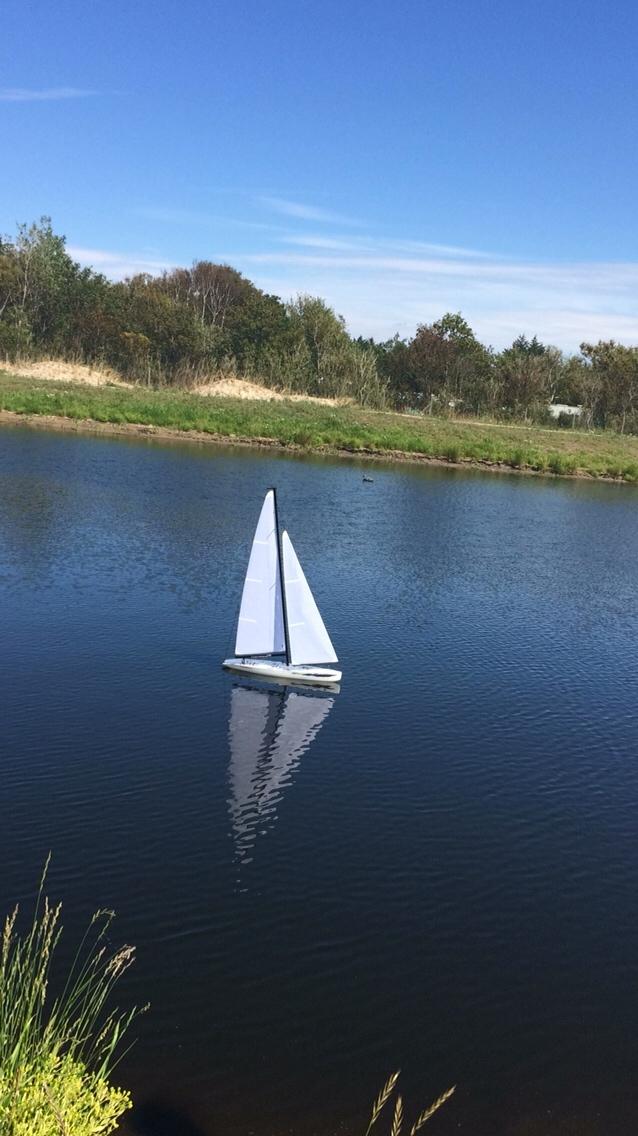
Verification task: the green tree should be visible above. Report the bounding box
[282,295,384,402]
[580,340,638,432]
[401,313,492,412]
[510,334,546,356]
[497,337,564,418]
[0,240,31,357]
[7,218,81,349]
[99,275,210,382]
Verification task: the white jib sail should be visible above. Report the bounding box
[281,531,338,665]
[235,491,285,657]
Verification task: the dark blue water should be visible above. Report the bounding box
[1,424,637,1135]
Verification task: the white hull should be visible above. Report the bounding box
[223,657,341,687]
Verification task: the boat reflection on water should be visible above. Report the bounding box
[227,680,337,863]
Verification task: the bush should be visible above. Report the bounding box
[0,1052,130,1136]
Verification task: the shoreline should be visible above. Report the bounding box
[0,408,632,484]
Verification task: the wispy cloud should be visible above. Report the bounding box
[239,249,638,288]
[68,245,176,279]
[280,232,497,259]
[258,196,361,226]
[0,87,96,102]
[136,206,218,227]
[280,234,375,252]
[388,238,498,260]
[229,244,638,350]
[135,205,281,233]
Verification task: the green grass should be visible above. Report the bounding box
[2,369,638,482]
[0,860,141,1135]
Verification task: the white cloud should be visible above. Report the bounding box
[386,238,499,260]
[68,246,176,279]
[135,206,281,233]
[0,87,96,102]
[230,245,638,350]
[136,207,219,226]
[280,234,376,252]
[258,196,361,226]
[272,231,499,262]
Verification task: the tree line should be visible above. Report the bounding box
[1,218,637,432]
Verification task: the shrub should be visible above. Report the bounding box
[0,1052,130,1136]
[548,454,566,474]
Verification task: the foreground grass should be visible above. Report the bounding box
[2,370,638,481]
[0,862,139,1135]
[364,1071,454,1136]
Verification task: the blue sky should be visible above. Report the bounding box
[2,0,638,349]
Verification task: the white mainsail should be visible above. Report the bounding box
[281,531,338,665]
[234,490,285,657]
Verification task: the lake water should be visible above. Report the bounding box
[1,424,637,1135]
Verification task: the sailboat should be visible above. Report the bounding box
[223,489,341,686]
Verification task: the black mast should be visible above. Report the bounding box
[271,487,291,666]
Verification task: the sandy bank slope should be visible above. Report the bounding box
[194,376,349,405]
[7,359,130,387]
[7,359,349,406]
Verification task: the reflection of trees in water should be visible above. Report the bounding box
[0,472,72,587]
[0,436,238,607]
[227,683,335,863]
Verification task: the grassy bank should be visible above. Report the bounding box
[2,369,638,481]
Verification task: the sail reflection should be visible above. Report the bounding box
[228,682,336,861]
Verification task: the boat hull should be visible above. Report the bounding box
[223,658,341,687]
